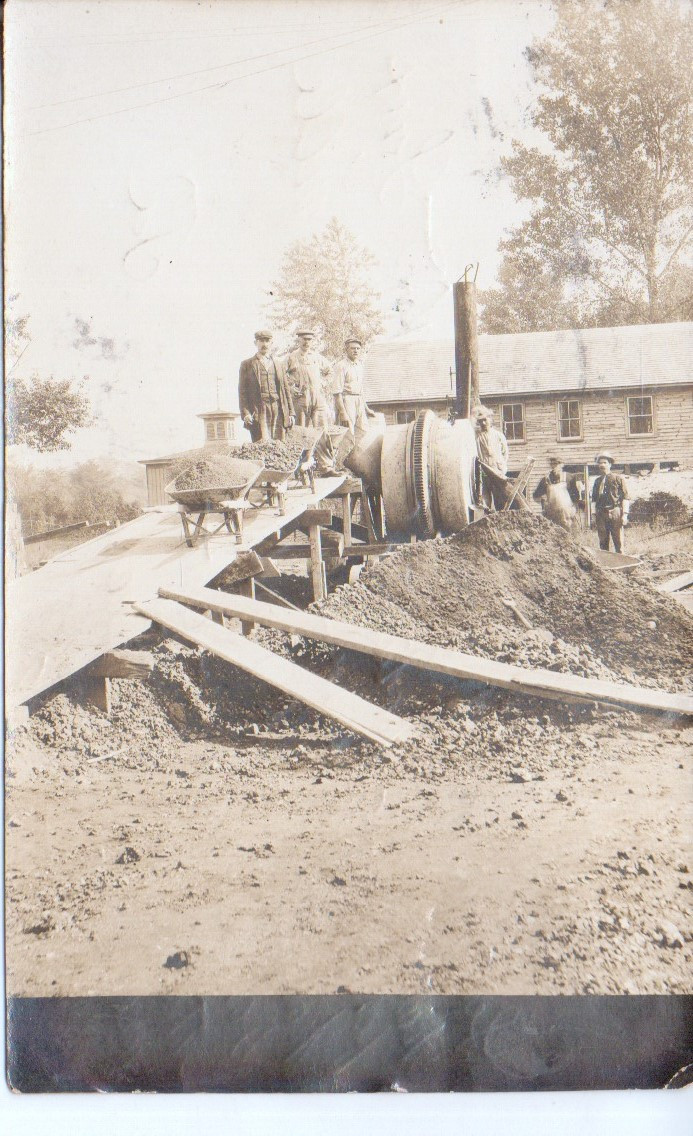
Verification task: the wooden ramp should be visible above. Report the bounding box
[159,584,693,718]
[135,598,414,748]
[7,476,344,711]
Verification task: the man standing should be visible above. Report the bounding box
[473,405,508,510]
[591,452,630,552]
[286,329,332,429]
[331,336,374,433]
[533,456,584,531]
[239,330,294,442]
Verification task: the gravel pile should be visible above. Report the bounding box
[233,439,307,471]
[317,512,692,690]
[169,452,261,492]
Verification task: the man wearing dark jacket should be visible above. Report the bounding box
[591,452,630,552]
[239,330,295,442]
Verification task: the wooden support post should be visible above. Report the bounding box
[309,524,326,602]
[83,675,112,715]
[211,611,225,626]
[238,577,255,636]
[583,463,592,530]
[343,492,353,546]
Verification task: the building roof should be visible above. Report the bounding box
[139,442,233,466]
[363,321,693,404]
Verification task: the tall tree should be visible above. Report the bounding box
[5,300,91,451]
[481,0,693,334]
[267,218,384,359]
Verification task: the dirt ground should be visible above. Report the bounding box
[5,517,692,997]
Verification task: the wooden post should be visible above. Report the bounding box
[238,576,255,636]
[309,524,326,602]
[583,463,592,530]
[84,676,112,715]
[343,493,353,546]
[453,275,479,418]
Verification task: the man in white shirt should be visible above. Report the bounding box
[473,405,509,510]
[331,336,374,433]
[286,329,332,429]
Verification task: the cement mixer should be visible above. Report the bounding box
[344,409,478,539]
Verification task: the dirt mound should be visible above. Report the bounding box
[318,512,692,690]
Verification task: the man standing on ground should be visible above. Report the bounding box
[286,329,332,429]
[533,456,584,531]
[473,405,509,510]
[239,330,295,442]
[591,452,630,552]
[331,336,374,433]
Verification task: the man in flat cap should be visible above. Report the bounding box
[533,455,584,531]
[239,330,295,442]
[286,329,333,429]
[331,336,374,434]
[591,452,630,552]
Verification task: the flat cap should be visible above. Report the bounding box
[548,455,563,464]
[596,451,614,463]
[254,329,272,340]
[345,336,362,346]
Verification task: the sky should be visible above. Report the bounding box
[5,0,555,466]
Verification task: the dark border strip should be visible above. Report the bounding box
[6,995,693,1093]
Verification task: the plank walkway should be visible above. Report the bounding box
[159,584,693,718]
[7,477,344,710]
[135,598,414,748]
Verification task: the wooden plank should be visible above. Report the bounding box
[329,516,370,544]
[135,598,413,747]
[327,477,363,497]
[344,543,397,557]
[7,475,345,710]
[259,539,343,560]
[254,581,301,611]
[86,649,155,679]
[301,508,333,527]
[24,520,89,545]
[657,570,693,594]
[158,584,693,718]
[82,675,112,715]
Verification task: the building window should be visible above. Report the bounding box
[557,399,582,440]
[501,403,525,442]
[205,421,216,441]
[627,395,654,436]
[216,421,227,440]
[395,409,416,424]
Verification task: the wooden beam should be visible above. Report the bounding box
[328,515,370,544]
[135,598,414,747]
[24,520,89,545]
[301,508,333,527]
[158,584,693,718]
[259,537,344,560]
[210,550,264,587]
[309,524,326,602]
[657,570,693,594]
[83,675,112,715]
[344,543,397,557]
[86,649,155,679]
[254,580,302,611]
[237,577,255,636]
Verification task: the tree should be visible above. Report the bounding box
[7,375,91,452]
[480,0,693,334]
[267,218,384,358]
[5,299,91,451]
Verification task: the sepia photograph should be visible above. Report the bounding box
[4,0,692,1094]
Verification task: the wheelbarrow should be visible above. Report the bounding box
[250,427,323,515]
[165,462,263,547]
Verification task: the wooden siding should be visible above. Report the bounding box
[145,463,174,507]
[371,388,693,472]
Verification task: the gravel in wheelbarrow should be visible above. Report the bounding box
[233,430,323,474]
[166,452,263,509]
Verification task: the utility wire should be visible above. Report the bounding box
[32,3,449,110]
[30,2,459,136]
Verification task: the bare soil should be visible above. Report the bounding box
[5,516,692,997]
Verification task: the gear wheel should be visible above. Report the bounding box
[411,410,436,537]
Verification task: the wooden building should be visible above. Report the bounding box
[364,321,692,474]
[140,410,242,506]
